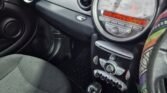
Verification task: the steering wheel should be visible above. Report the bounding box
[139,10,167,93]
[0,0,37,56]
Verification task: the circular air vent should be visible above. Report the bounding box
[78,0,92,11]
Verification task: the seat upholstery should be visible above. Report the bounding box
[0,54,71,93]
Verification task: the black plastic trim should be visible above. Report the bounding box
[36,0,95,41]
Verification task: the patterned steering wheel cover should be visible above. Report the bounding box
[139,10,167,93]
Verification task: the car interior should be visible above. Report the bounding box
[0,0,167,93]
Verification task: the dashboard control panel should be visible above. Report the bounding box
[91,40,134,92]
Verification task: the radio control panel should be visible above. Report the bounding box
[91,40,134,92]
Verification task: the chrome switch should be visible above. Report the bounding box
[99,58,125,76]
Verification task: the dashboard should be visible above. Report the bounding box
[36,0,165,42]
[36,0,94,41]
[45,0,91,15]
[35,0,166,92]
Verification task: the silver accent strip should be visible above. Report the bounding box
[95,41,134,60]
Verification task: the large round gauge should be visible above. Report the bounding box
[92,0,157,42]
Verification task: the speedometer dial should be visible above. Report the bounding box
[93,0,157,42]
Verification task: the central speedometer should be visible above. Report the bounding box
[92,0,157,42]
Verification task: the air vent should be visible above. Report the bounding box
[78,0,92,11]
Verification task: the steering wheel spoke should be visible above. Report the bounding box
[147,29,167,93]
[148,50,167,93]
[139,10,167,93]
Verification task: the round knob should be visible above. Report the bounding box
[105,64,115,73]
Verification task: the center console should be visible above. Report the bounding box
[89,0,162,92]
[93,41,133,91]
[90,34,141,93]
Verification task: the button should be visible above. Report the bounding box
[107,60,125,76]
[118,27,132,35]
[117,21,125,26]
[100,76,105,80]
[106,79,110,84]
[76,15,87,22]
[105,64,115,73]
[109,55,116,60]
[111,19,118,24]
[93,56,99,65]
[125,70,131,80]
[115,82,119,86]
[132,26,143,31]
[125,23,133,28]
[99,58,107,69]
[115,67,125,76]
[111,27,119,34]
[118,84,122,89]
[94,73,99,78]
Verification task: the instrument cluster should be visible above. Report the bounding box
[92,0,157,42]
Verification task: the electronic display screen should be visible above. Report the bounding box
[98,0,156,19]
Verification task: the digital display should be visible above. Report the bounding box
[103,11,148,26]
[98,0,156,19]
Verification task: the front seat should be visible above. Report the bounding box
[0,54,71,93]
